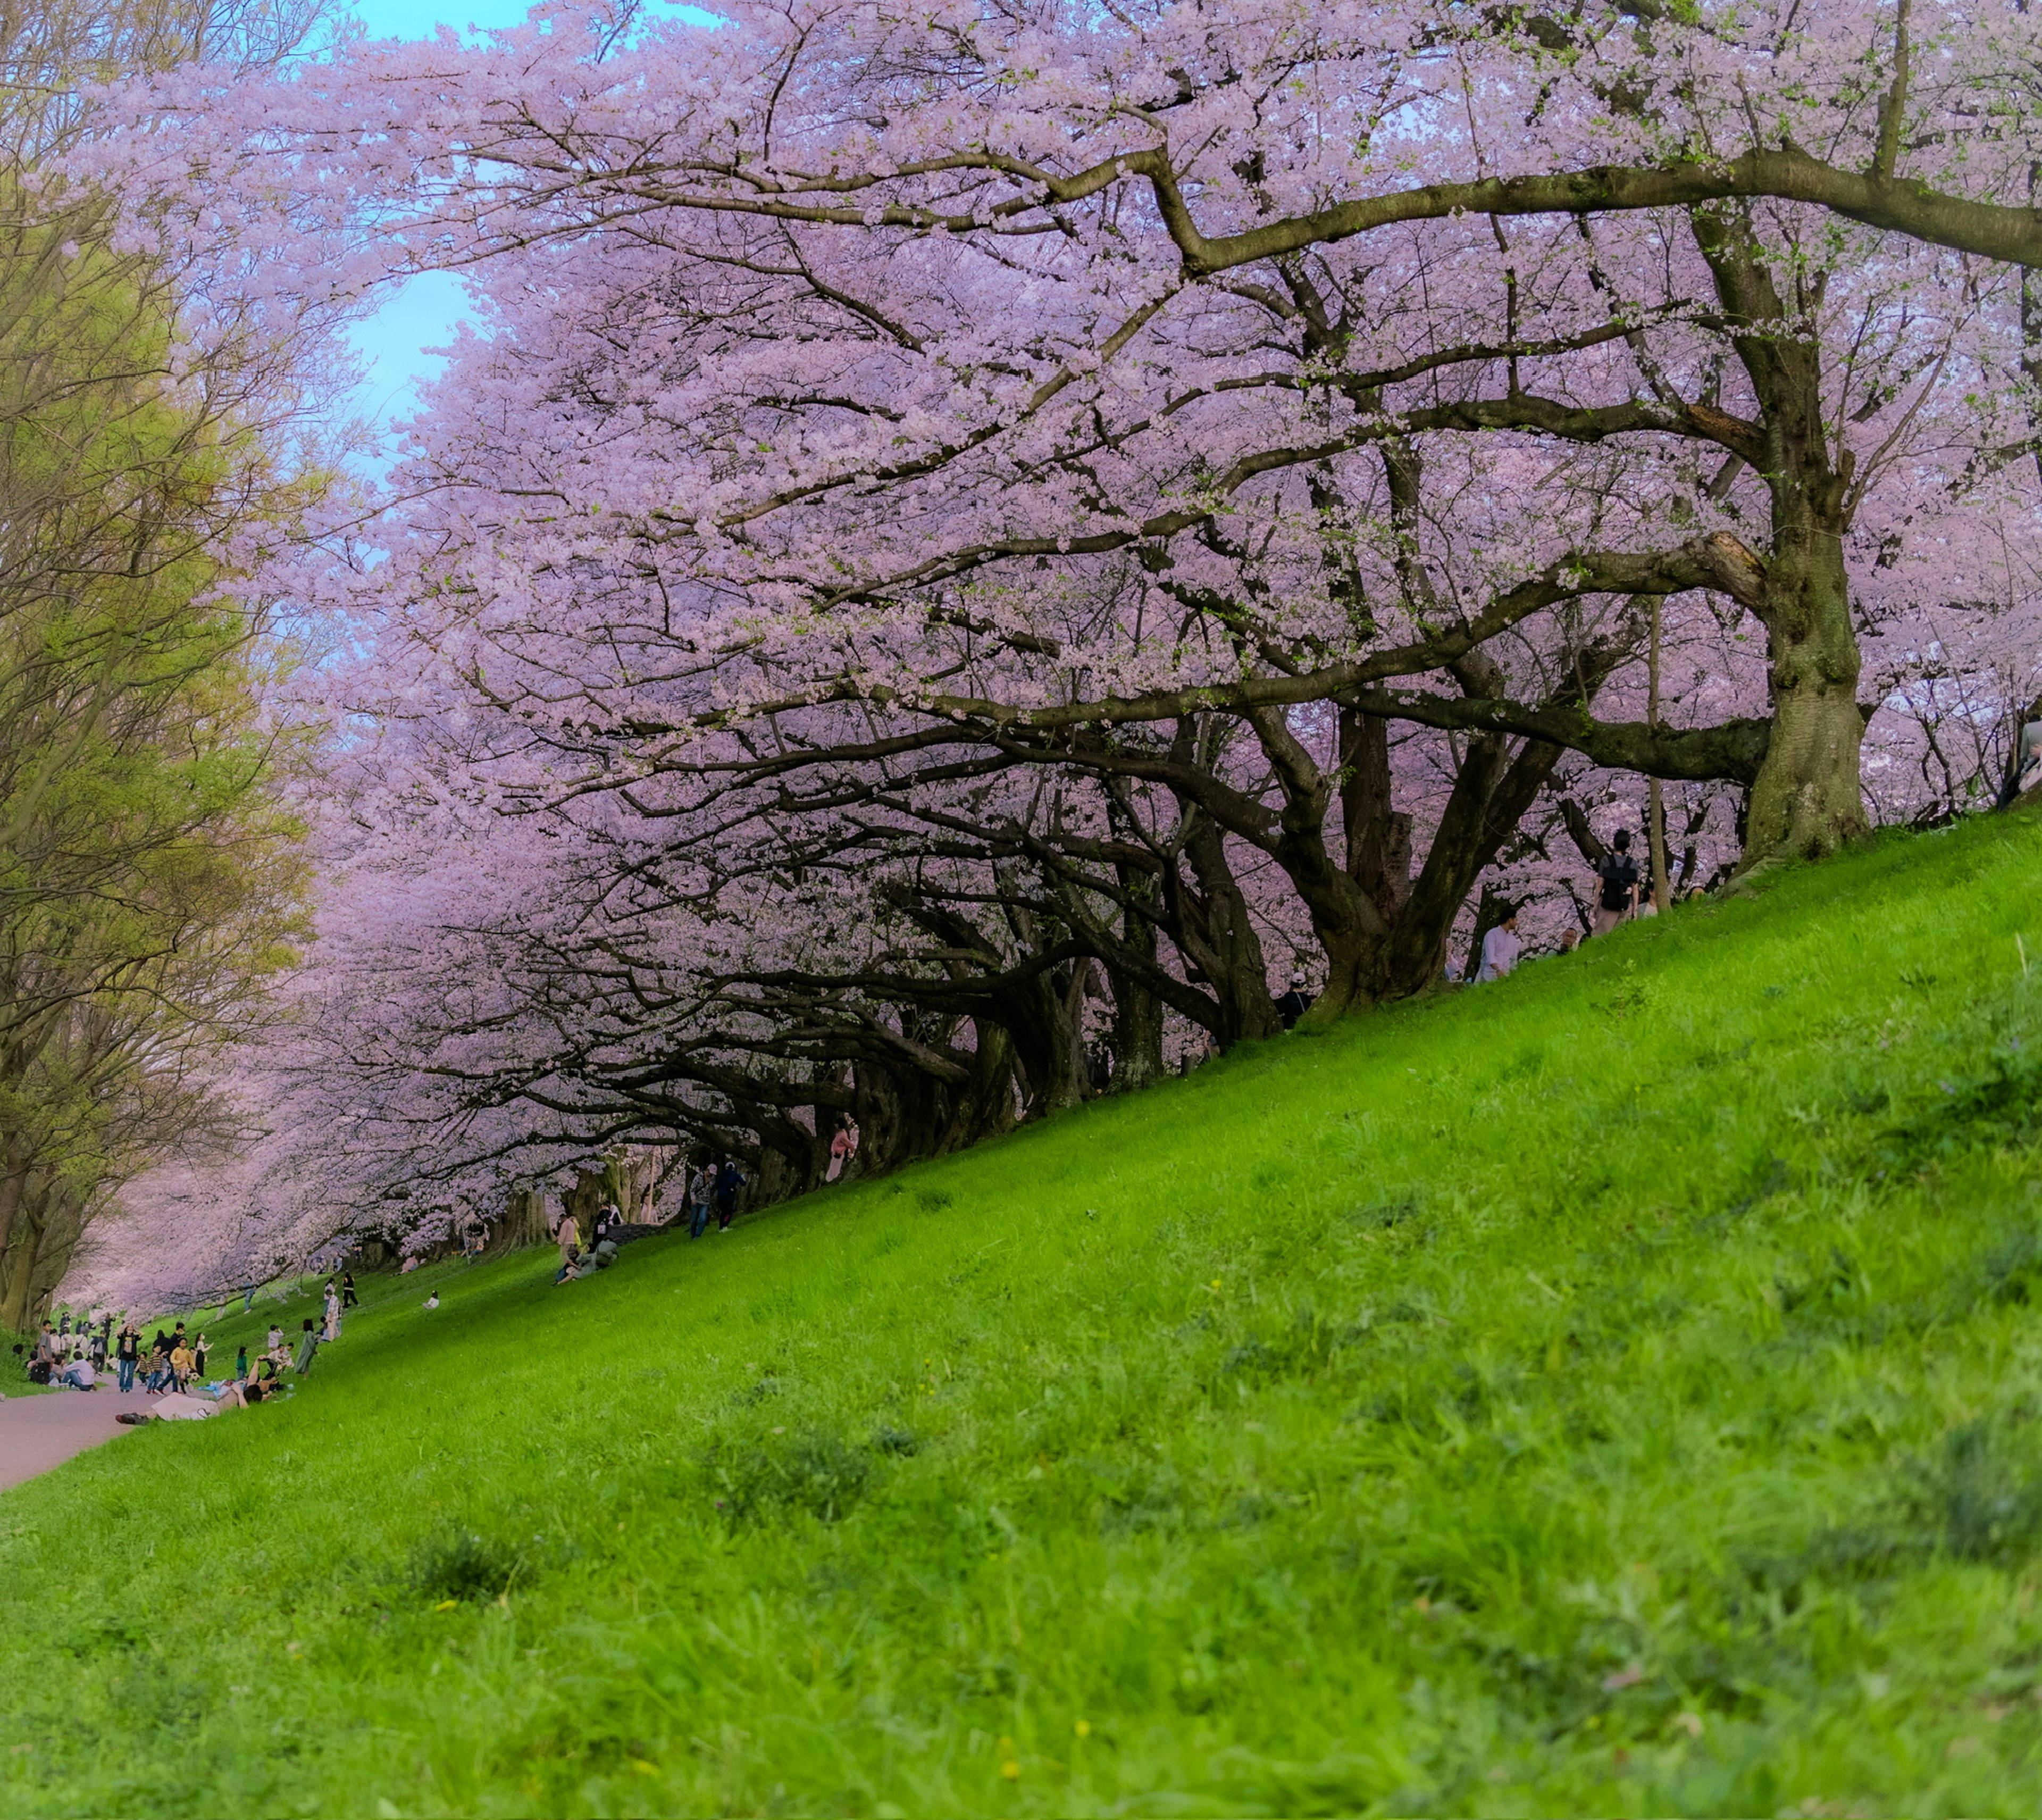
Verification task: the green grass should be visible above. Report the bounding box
[9,817,2042,1816]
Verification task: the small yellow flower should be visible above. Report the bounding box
[1000,1761,1020,1781]
[432,1599,458,1612]
[1074,1719,1092,1738]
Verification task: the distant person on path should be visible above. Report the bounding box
[1274,971,1315,1029]
[340,1271,358,1309]
[58,1355,97,1390]
[115,1324,140,1393]
[1476,913,1522,983]
[88,1325,108,1373]
[689,1162,714,1240]
[294,1319,321,1376]
[1591,830,1641,937]
[714,1161,746,1232]
[556,1209,581,1282]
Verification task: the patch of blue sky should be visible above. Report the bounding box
[338,0,719,470]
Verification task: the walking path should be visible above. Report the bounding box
[0,1389,148,1492]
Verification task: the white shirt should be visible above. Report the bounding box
[1477,924,1522,982]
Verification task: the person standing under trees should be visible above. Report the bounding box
[1591,831,1642,938]
[714,1160,746,1232]
[115,1323,139,1393]
[1274,971,1315,1030]
[555,1209,581,1282]
[688,1159,714,1239]
[340,1271,358,1309]
[826,1117,860,1183]
[1476,913,1523,983]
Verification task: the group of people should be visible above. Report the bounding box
[12,1272,352,1414]
[683,1158,751,1239]
[548,1155,761,1284]
[20,1310,125,1391]
[1462,828,1676,987]
[553,1196,641,1282]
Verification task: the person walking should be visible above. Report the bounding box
[1476,912,1523,983]
[340,1271,358,1309]
[115,1324,140,1393]
[713,1159,746,1232]
[1590,830,1642,937]
[168,1338,195,1393]
[688,1162,714,1240]
[88,1324,108,1373]
[1274,971,1315,1029]
[294,1318,321,1376]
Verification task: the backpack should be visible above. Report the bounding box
[1597,854,1639,911]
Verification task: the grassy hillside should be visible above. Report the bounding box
[9,818,2042,1817]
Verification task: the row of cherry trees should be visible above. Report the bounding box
[65,0,2042,1308]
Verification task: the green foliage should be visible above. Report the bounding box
[0,195,314,1326]
[14,817,2042,1813]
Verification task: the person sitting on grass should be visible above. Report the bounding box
[559,1237,622,1282]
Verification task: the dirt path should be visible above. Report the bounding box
[0,1388,150,1492]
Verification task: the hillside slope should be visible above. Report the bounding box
[8,819,2042,1817]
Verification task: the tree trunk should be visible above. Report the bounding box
[1340,706,1413,918]
[1169,809,1281,1046]
[1106,880,1166,1093]
[1743,529,1867,863]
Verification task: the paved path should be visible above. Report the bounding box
[0,1388,148,1492]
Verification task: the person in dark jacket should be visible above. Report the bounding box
[713,1162,746,1231]
[1590,829,1642,937]
[1274,971,1315,1030]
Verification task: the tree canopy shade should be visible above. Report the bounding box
[55,0,2042,1306]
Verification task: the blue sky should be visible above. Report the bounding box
[340,0,532,442]
[339,0,714,453]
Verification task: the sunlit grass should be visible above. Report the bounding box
[7,816,2042,1815]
